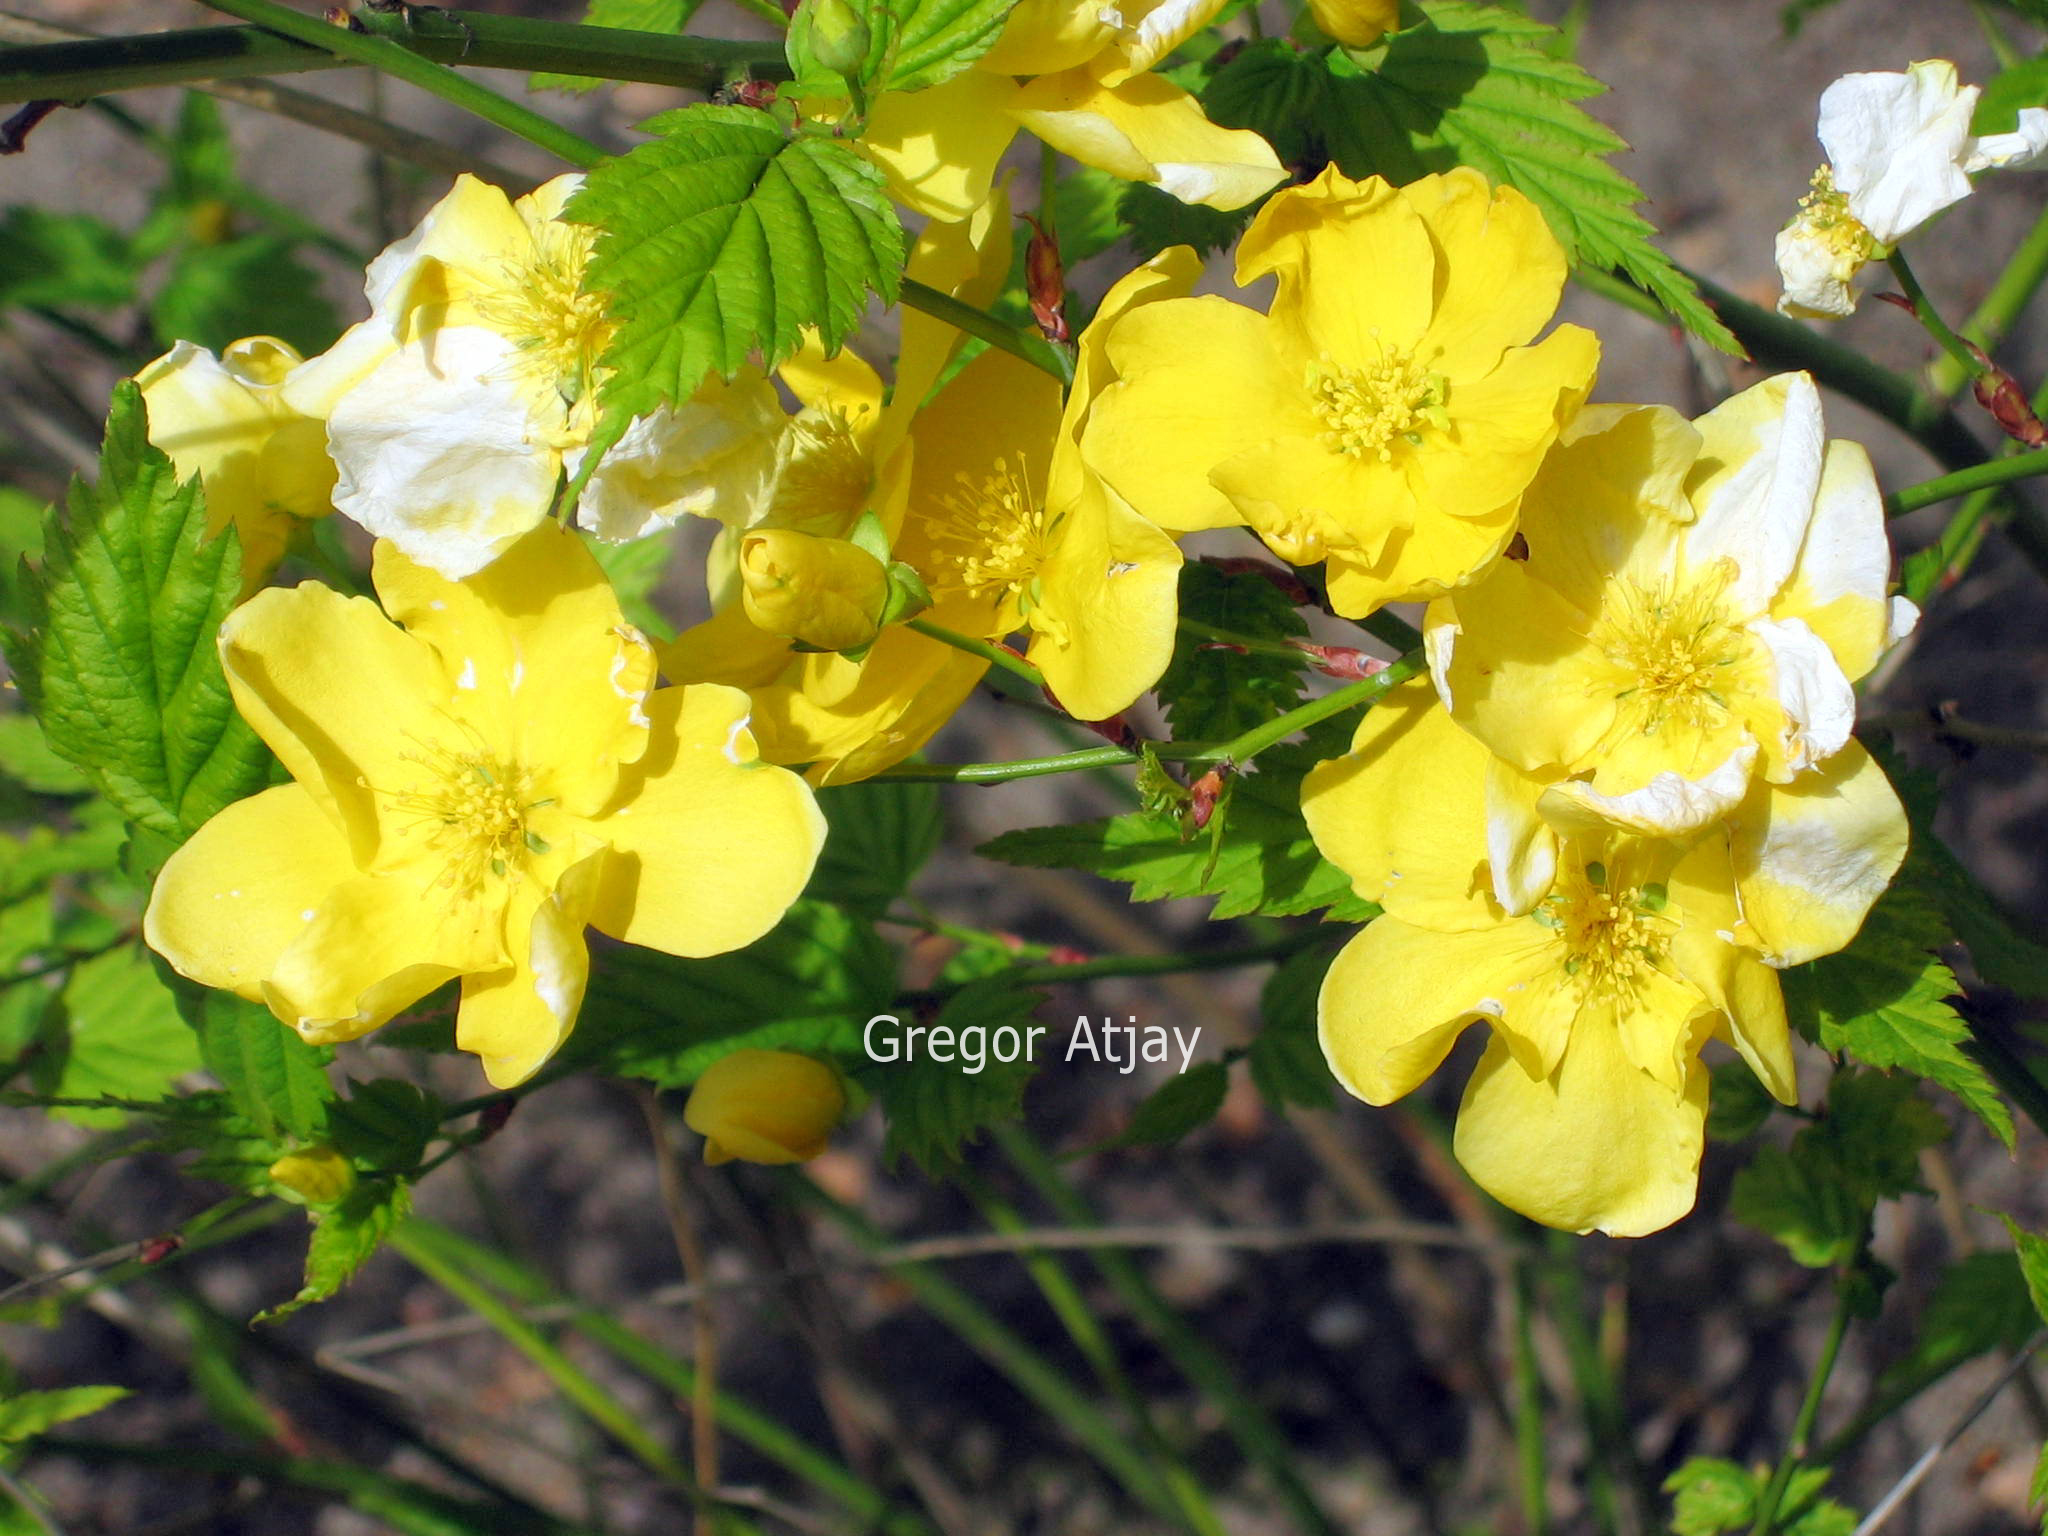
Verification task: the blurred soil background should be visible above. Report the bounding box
[5,0,2048,1531]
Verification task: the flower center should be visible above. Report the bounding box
[1306,349,1447,463]
[475,223,615,406]
[1592,562,1748,736]
[1539,861,1677,1003]
[924,455,1059,617]
[1791,165,1876,264]
[769,406,875,533]
[389,741,553,894]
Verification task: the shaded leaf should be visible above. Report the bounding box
[182,988,334,1142]
[809,778,944,909]
[1156,561,1309,742]
[0,1386,129,1443]
[256,1178,411,1324]
[873,981,1043,1171]
[1250,939,1338,1109]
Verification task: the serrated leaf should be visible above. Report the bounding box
[980,743,1379,921]
[6,383,273,841]
[0,1385,129,1443]
[1053,165,1129,265]
[1157,561,1309,741]
[1665,1456,1756,1536]
[1095,1060,1228,1150]
[181,988,334,1142]
[1998,1216,2048,1330]
[874,981,1042,1171]
[1203,38,1332,169]
[1875,1251,2039,1398]
[1706,1058,1777,1141]
[1784,885,2013,1149]
[533,0,700,93]
[0,714,91,796]
[0,486,47,631]
[787,0,1018,97]
[257,1178,410,1324]
[1250,939,1337,1109]
[1324,1,1738,354]
[809,778,944,908]
[0,208,135,312]
[569,108,905,422]
[150,234,340,357]
[1730,1140,1862,1268]
[1118,181,1257,262]
[327,1079,441,1174]
[34,947,202,1127]
[563,900,895,1086]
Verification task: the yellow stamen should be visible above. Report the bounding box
[1305,345,1447,463]
[1540,861,1678,1004]
[472,222,615,406]
[385,734,551,894]
[1591,560,1748,736]
[925,456,1060,619]
[1790,165,1877,266]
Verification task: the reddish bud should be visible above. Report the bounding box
[1047,945,1092,966]
[1023,216,1069,344]
[477,1098,517,1141]
[1187,768,1228,831]
[1972,360,2047,448]
[1290,642,1388,680]
[729,78,779,110]
[138,1235,183,1267]
[1197,555,1316,607]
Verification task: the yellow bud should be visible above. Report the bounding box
[739,528,890,653]
[187,197,235,247]
[267,1146,356,1206]
[805,0,872,77]
[683,1049,846,1166]
[1305,0,1399,47]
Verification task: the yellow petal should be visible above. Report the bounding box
[1242,169,1436,355]
[1728,740,1908,967]
[1453,1024,1708,1237]
[217,581,454,864]
[1667,835,1797,1104]
[1301,680,1500,930]
[587,685,827,955]
[1318,917,1550,1103]
[457,850,604,1087]
[978,0,1117,75]
[862,70,1023,222]
[893,175,1016,444]
[1404,170,1570,377]
[1029,478,1183,721]
[136,340,288,538]
[803,639,990,784]
[1013,63,1286,211]
[1321,491,1518,615]
[1100,0,1229,77]
[144,784,355,1005]
[1304,0,1398,46]
[684,1048,846,1165]
[1406,324,1600,523]
[372,523,657,814]
[1214,437,1406,569]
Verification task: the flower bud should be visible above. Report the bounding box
[268,1146,356,1207]
[804,0,872,79]
[684,1049,846,1166]
[740,528,890,653]
[1304,0,1399,48]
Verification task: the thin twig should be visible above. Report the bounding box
[1850,1328,2048,1536]
[635,1085,719,1534]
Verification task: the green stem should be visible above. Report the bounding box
[388,1222,697,1489]
[1929,197,2048,398]
[1886,250,1990,386]
[899,278,1076,385]
[1186,648,1425,767]
[911,930,1325,999]
[1510,1257,1549,1536]
[1179,616,1314,661]
[192,0,608,168]
[872,745,1136,783]
[1885,447,2048,517]
[994,1125,1347,1536]
[1748,1278,1854,1536]
[0,13,789,103]
[905,617,1046,688]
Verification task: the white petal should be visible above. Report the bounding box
[1887,594,1921,646]
[1750,615,1855,774]
[1536,739,1758,838]
[1818,61,1977,244]
[1964,108,2048,171]
[1684,373,1826,618]
[326,327,560,579]
[1423,601,1460,710]
[1774,220,1864,319]
[1484,759,1556,915]
[574,374,784,542]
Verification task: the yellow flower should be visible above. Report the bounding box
[739,528,893,653]
[857,0,1285,220]
[135,335,335,594]
[1303,0,1399,47]
[283,174,781,577]
[1083,167,1599,616]
[1303,683,1798,1237]
[684,1049,847,1164]
[893,251,1190,721]
[144,523,826,1088]
[1424,379,1919,884]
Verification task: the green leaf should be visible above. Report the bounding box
[0,209,135,312]
[1665,1456,1755,1536]
[2031,1439,2048,1522]
[1730,1139,1862,1268]
[565,900,896,1085]
[1157,562,1309,741]
[1249,939,1337,1109]
[582,528,675,641]
[1095,1060,1229,1150]
[1875,1251,2039,1398]
[1822,1069,1947,1204]
[1705,1058,1776,1141]
[6,382,273,841]
[1976,56,2048,135]
[327,1078,442,1175]
[569,107,905,421]
[1325,1,1738,354]
[0,1385,129,1443]
[1053,165,1129,265]
[0,486,47,631]
[150,234,340,357]
[181,988,334,1142]
[1998,1215,2048,1329]
[1784,884,2013,1148]
[809,778,944,908]
[0,714,91,796]
[534,0,701,92]
[980,743,1379,921]
[1117,182,1258,262]
[873,980,1043,1171]
[257,1178,411,1324]
[33,947,203,1127]
[787,0,1018,98]
[1204,38,1332,170]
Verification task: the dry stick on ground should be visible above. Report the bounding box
[0,10,537,191]
[633,1084,721,1536]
